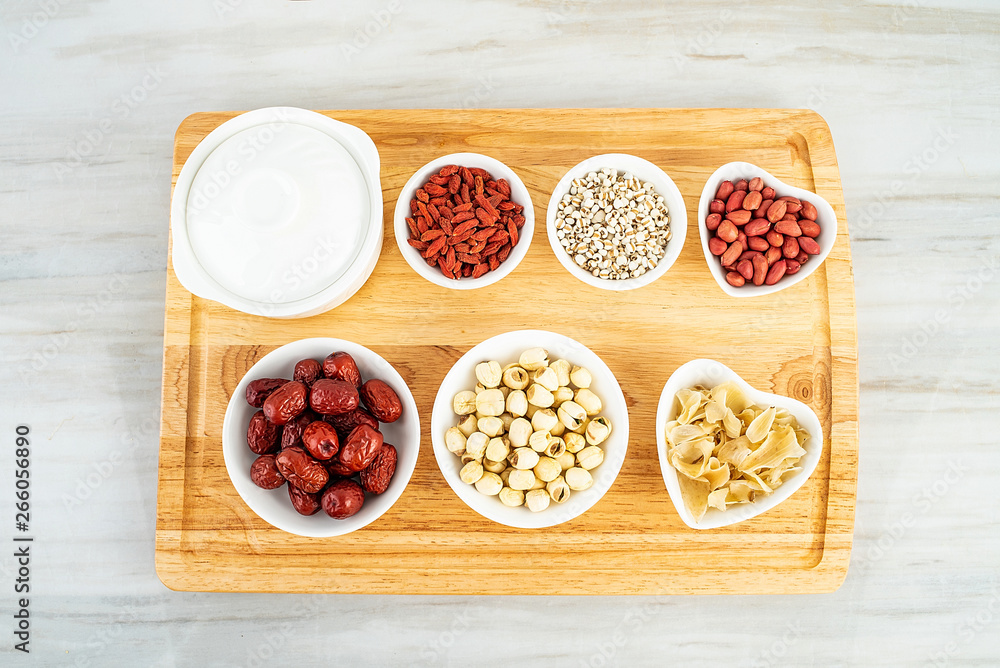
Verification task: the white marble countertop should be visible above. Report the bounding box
[2,1,998,665]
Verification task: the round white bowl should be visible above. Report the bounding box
[222,337,420,537]
[393,153,535,290]
[545,153,687,290]
[171,107,383,318]
[697,161,838,298]
[655,359,824,530]
[431,329,629,529]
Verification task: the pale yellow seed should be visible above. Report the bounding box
[475,472,503,495]
[460,460,484,484]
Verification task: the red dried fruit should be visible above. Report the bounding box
[262,381,308,426]
[309,378,360,416]
[322,351,362,387]
[324,457,356,478]
[293,358,322,385]
[360,379,403,423]
[275,447,329,493]
[325,408,380,441]
[247,410,281,455]
[288,484,322,516]
[281,410,318,450]
[338,424,384,472]
[360,444,397,495]
[245,378,288,408]
[250,454,285,490]
[321,479,365,519]
[301,421,340,461]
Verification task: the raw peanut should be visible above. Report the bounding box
[720,240,744,267]
[744,219,771,237]
[783,236,801,259]
[766,230,784,247]
[338,424,384,472]
[748,177,764,192]
[360,444,397,494]
[708,237,728,256]
[726,209,752,225]
[302,421,340,461]
[752,253,768,286]
[777,196,801,205]
[250,454,285,490]
[360,379,403,423]
[246,378,288,408]
[796,251,809,264]
[293,358,323,385]
[738,250,758,262]
[247,410,281,455]
[725,190,746,213]
[321,479,365,519]
[737,259,754,280]
[774,220,802,237]
[709,199,725,214]
[742,191,763,211]
[783,200,802,214]
[735,179,749,191]
[748,235,770,252]
[753,199,773,219]
[288,484,322,516]
[799,237,822,255]
[800,200,818,220]
[725,271,745,287]
[716,220,738,243]
[705,213,723,231]
[715,180,735,200]
[798,220,821,238]
[275,447,329,493]
[765,259,787,285]
[262,381,308,426]
[762,186,776,199]
[765,246,783,265]
[737,231,747,248]
[780,213,798,223]
[766,200,787,223]
[323,352,362,387]
[786,259,802,275]
[309,378,360,416]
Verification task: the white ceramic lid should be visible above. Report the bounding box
[171,107,382,318]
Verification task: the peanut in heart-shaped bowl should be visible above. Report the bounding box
[655,359,824,530]
[698,162,838,297]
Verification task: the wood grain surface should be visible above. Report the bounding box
[155,108,858,594]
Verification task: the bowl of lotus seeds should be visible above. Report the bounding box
[431,329,630,529]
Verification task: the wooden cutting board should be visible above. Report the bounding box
[156,108,858,594]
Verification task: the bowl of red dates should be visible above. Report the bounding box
[222,337,419,537]
[698,162,838,297]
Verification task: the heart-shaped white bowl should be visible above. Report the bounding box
[432,329,629,529]
[393,152,534,290]
[698,162,838,297]
[222,337,420,537]
[655,358,824,530]
[545,153,687,290]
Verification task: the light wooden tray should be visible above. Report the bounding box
[156,109,858,594]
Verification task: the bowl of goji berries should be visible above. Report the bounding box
[393,153,535,289]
